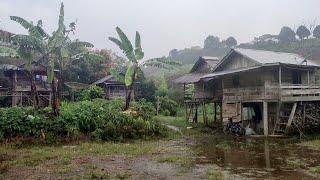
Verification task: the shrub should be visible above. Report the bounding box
[77,86,104,101]
[0,99,167,142]
[131,99,156,120]
[158,96,178,116]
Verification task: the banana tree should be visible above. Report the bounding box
[1,3,94,113]
[0,17,48,108]
[45,3,96,115]
[109,27,180,110]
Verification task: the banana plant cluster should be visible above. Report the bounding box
[109,27,180,109]
[0,3,96,113]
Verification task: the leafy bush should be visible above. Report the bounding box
[77,86,104,101]
[0,99,167,142]
[158,96,178,116]
[131,99,156,120]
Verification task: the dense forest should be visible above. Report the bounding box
[166,25,320,66]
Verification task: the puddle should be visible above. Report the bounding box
[193,134,320,179]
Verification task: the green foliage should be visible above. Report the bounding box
[0,107,49,139]
[278,26,296,43]
[296,25,310,40]
[313,25,320,39]
[125,64,135,86]
[134,31,144,60]
[77,86,104,101]
[135,78,156,103]
[0,99,167,141]
[204,35,220,50]
[131,99,156,120]
[225,36,237,48]
[158,96,178,116]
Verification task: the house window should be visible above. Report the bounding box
[292,70,302,84]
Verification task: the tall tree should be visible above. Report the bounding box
[278,26,296,43]
[0,17,49,108]
[45,3,95,115]
[296,25,311,40]
[169,49,179,59]
[225,36,237,48]
[313,25,320,39]
[204,35,220,49]
[109,27,179,110]
[1,3,95,114]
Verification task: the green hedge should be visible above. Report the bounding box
[0,99,167,141]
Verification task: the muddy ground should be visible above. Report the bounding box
[1,117,320,179]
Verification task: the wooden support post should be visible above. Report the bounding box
[263,101,269,136]
[214,102,217,122]
[279,66,282,86]
[285,102,297,134]
[307,70,310,86]
[303,103,306,128]
[220,102,223,125]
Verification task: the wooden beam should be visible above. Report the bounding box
[279,66,282,87]
[285,102,297,134]
[214,102,217,122]
[307,71,310,85]
[263,101,268,136]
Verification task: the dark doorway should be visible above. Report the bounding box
[292,70,302,84]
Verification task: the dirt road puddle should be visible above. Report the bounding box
[193,135,320,179]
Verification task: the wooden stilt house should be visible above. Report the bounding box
[175,56,221,124]
[200,48,320,136]
[92,75,134,100]
[0,62,53,107]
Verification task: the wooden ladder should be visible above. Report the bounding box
[273,102,297,135]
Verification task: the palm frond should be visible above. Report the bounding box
[57,3,65,33]
[109,68,125,83]
[142,57,181,69]
[0,46,18,57]
[109,37,123,49]
[70,40,94,48]
[114,27,136,62]
[125,63,135,86]
[12,35,46,53]
[10,16,33,30]
[134,31,144,60]
[47,58,55,83]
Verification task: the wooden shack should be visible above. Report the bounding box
[0,62,53,107]
[175,56,221,123]
[92,75,134,100]
[201,48,320,136]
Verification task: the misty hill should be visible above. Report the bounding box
[167,25,320,67]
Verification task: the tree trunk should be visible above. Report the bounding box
[57,66,63,101]
[27,71,39,109]
[51,77,59,116]
[124,85,133,110]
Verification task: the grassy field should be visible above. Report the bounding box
[2,115,320,179]
[0,116,224,179]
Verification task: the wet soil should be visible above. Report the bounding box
[193,133,320,179]
[1,125,320,179]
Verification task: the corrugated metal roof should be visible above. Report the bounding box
[174,73,206,84]
[176,56,220,84]
[0,64,19,70]
[190,56,220,73]
[201,66,263,79]
[234,48,319,66]
[92,75,113,85]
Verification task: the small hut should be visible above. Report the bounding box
[175,56,221,123]
[0,62,53,107]
[92,75,134,100]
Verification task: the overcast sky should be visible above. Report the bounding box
[0,0,319,59]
